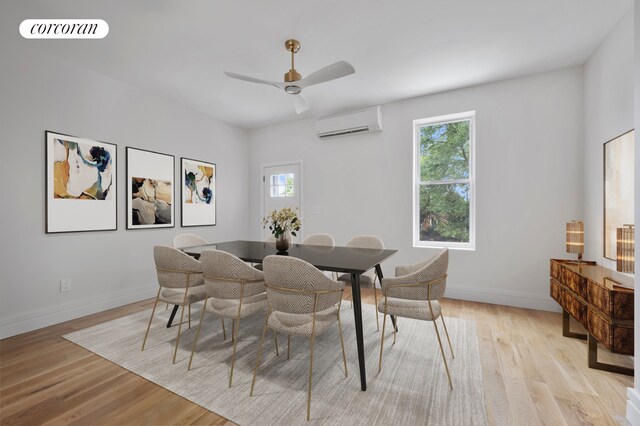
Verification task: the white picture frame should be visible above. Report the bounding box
[45,130,117,233]
[181,157,217,227]
[126,147,175,229]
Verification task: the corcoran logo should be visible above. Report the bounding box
[19,19,109,39]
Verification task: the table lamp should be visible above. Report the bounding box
[616,224,634,274]
[566,220,584,262]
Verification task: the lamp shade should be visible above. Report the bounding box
[566,221,584,256]
[616,224,634,274]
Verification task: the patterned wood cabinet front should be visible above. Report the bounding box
[550,259,634,355]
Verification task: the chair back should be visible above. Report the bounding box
[391,249,448,301]
[200,250,265,300]
[173,233,208,249]
[302,233,335,247]
[154,245,204,289]
[263,255,342,314]
[346,235,384,250]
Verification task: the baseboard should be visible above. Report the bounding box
[0,284,157,339]
[628,388,640,425]
[445,284,561,312]
[1,282,559,340]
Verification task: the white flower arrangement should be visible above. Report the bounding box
[262,207,301,239]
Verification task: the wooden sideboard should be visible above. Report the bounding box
[550,259,634,375]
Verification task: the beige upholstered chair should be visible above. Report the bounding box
[173,233,208,249]
[142,246,207,364]
[338,235,384,330]
[251,255,348,421]
[165,235,207,310]
[377,248,454,389]
[302,233,335,246]
[303,233,338,279]
[189,249,274,387]
[253,235,277,271]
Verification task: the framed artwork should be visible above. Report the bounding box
[45,130,117,233]
[126,147,175,229]
[181,157,216,227]
[603,129,634,259]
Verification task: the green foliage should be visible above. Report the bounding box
[420,121,469,181]
[418,120,470,243]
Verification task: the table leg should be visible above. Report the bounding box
[167,305,179,328]
[350,273,367,391]
[374,264,397,332]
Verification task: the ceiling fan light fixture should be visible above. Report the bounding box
[285,85,301,95]
[224,38,355,113]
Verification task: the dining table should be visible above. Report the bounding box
[177,239,397,392]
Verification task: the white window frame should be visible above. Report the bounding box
[412,111,476,250]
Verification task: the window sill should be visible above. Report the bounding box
[413,242,475,251]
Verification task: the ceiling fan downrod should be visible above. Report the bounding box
[284,39,301,83]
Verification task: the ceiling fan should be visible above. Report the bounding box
[224,39,355,114]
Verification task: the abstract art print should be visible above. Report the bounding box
[604,129,634,260]
[45,131,117,233]
[126,147,175,229]
[181,158,216,226]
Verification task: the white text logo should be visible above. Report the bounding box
[20,19,109,39]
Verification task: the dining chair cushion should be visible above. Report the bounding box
[337,272,374,287]
[173,233,208,249]
[377,297,441,321]
[200,250,265,299]
[267,305,339,337]
[395,257,434,277]
[381,249,448,301]
[206,292,267,318]
[263,256,343,315]
[154,246,204,289]
[302,233,335,246]
[160,286,207,305]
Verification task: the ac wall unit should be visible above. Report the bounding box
[315,106,382,139]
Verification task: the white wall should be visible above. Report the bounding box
[583,11,635,268]
[629,1,640,422]
[249,68,584,311]
[0,37,250,338]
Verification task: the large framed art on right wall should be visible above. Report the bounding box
[603,129,635,260]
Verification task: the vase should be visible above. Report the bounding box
[275,234,290,252]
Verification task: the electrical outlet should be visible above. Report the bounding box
[60,279,72,292]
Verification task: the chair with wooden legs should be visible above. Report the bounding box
[337,235,384,330]
[188,249,277,387]
[377,248,454,389]
[251,255,348,422]
[142,246,207,364]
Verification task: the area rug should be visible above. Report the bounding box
[64,302,488,425]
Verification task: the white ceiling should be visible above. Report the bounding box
[1,0,632,129]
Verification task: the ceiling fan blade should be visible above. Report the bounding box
[223,71,283,89]
[299,61,355,88]
[292,93,309,114]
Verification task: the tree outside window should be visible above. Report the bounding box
[414,112,475,249]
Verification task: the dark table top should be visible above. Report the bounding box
[182,240,397,274]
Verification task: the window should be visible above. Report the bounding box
[270,173,294,197]
[413,111,475,249]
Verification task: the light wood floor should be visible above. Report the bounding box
[0,289,633,425]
